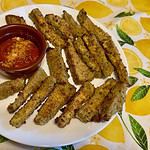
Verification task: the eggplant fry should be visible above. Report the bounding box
[7,68,47,113]
[55,82,94,128]
[77,9,110,44]
[76,78,117,122]
[77,9,128,83]
[103,41,129,83]
[45,14,73,39]
[65,39,94,85]
[10,76,56,128]
[34,83,76,125]
[46,48,69,84]
[62,10,86,37]
[0,78,25,100]
[83,33,114,77]
[29,8,65,48]
[92,82,127,122]
[5,15,26,24]
[74,37,100,73]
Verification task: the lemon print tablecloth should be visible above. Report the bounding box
[0,0,150,150]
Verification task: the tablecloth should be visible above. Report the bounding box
[0,0,150,150]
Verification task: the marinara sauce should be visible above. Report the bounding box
[0,37,40,69]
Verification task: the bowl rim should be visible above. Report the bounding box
[0,24,47,73]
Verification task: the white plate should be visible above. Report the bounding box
[0,4,128,147]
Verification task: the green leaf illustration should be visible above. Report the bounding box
[118,113,147,149]
[128,76,138,87]
[131,85,150,101]
[115,11,135,18]
[0,135,8,143]
[61,145,75,150]
[134,68,150,78]
[118,40,126,46]
[116,25,134,45]
[129,115,148,150]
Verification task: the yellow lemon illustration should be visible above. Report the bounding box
[107,0,128,7]
[32,0,60,4]
[135,39,150,59]
[126,86,150,115]
[123,48,142,75]
[76,1,113,18]
[99,117,125,143]
[79,144,109,150]
[131,0,150,12]
[1,0,28,11]
[140,17,150,32]
[120,17,142,36]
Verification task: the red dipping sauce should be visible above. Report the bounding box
[0,37,40,70]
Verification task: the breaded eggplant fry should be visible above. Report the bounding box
[62,10,86,37]
[5,15,26,24]
[65,39,94,84]
[92,82,127,122]
[46,48,69,84]
[83,34,114,77]
[34,83,76,125]
[7,68,47,113]
[74,37,100,73]
[55,82,94,128]
[10,76,56,128]
[77,9,112,44]
[0,78,25,100]
[82,34,113,77]
[77,9,128,83]
[29,8,65,48]
[76,78,117,122]
[103,40,129,84]
[45,14,73,39]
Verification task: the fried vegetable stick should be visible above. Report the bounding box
[46,48,69,84]
[65,39,94,85]
[7,68,47,113]
[29,8,65,48]
[55,82,94,128]
[10,76,56,128]
[92,82,127,122]
[77,9,128,83]
[5,15,26,24]
[45,14,73,39]
[34,83,76,125]
[62,10,86,37]
[77,9,110,44]
[103,40,128,83]
[74,37,100,73]
[83,34,114,77]
[76,78,117,122]
[0,78,25,100]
